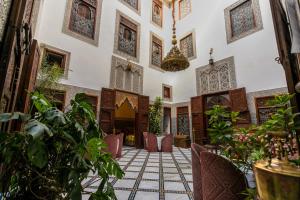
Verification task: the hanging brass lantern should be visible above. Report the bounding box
[161,0,190,72]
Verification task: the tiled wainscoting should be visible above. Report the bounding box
[82,147,194,200]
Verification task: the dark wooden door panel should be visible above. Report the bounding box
[136,95,149,149]
[17,39,40,113]
[191,96,205,144]
[229,88,251,125]
[100,88,115,134]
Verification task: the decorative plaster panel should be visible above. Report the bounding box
[0,0,12,42]
[196,56,237,96]
[110,56,143,94]
[225,0,263,43]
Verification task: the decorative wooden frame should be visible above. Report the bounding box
[119,0,141,15]
[114,10,141,63]
[62,0,103,46]
[224,0,263,44]
[179,29,197,61]
[255,95,279,125]
[179,0,192,20]
[149,31,164,72]
[162,84,173,102]
[151,0,163,28]
[39,43,71,79]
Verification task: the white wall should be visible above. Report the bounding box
[35,0,287,104]
[35,0,175,101]
[171,0,287,103]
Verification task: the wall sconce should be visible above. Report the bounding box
[126,59,134,72]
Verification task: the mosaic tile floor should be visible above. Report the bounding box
[83,147,194,200]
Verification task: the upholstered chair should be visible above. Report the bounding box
[147,133,158,152]
[116,133,124,158]
[200,151,248,200]
[161,134,173,152]
[104,134,120,159]
[191,143,207,200]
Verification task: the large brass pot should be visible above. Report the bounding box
[254,159,300,200]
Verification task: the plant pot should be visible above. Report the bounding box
[254,159,300,200]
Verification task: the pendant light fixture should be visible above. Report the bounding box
[161,0,190,72]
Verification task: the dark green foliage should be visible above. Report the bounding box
[149,97,163,135]
[0,92,124,200]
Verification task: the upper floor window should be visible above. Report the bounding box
[179,0,191,19]
[119,0,140,14]
[152,0,163,27]
[114,11,141,62]
[180,31,196,60]
[225,0,263,43]
[63,0,103,46]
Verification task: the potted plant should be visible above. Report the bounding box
[0,92,124,199]
[253,94,300,200]
[149,97,163,136]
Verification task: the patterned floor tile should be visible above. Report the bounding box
[83,147,193,200]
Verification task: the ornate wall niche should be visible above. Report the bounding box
[179,0,191,20]
[152,0,163,28]
[114,10,141,63]
[162,84,173,102]
[196,56,237,96]
[62,0,102,46]
[225,0,263,44]
[119,0,141,15]
[110,56,143,94]
[0,0,13,43]
[149,32,164,71]
[40,43,71,79]
[179,30,197,60]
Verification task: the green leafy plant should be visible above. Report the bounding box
[257,94,300,164]
[36,56,64,102]
[0,92,124,200]
[149,97,163,135]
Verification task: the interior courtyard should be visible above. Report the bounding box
[0,0,300,199]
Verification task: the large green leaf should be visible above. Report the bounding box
[27,139,48,169]
[25,119,53,139]
[0,112,30,122]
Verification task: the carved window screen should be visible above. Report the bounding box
[225,0,263,43]
[69,0,97,39]
[179,0,191,19]
[122,0,138,10]
[151,35,162,67]
[152,0,163,27]
[118,16,138,57]
[180,33,194,59]
[177,106,190,135]
[255,96,279,125]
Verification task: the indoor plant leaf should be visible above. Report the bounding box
[27,139,48,169]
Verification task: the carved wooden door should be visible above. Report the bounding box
[99,88,115,134]
[0,0,38,130]
[191,96,206,144]
[229,88,251,126]
[16,39,40,113]
[136,95,149,149]
[269,0,300,112]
